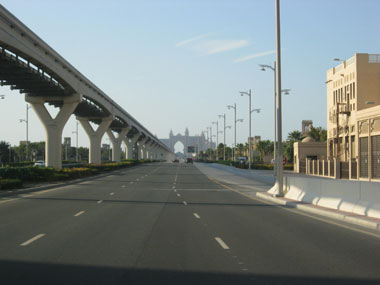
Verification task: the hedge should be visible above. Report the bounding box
[0,159,155,190]
[196,159,294,171]
[0,178,23,190]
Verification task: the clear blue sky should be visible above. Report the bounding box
[0,0,379,152]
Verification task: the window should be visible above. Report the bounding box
[350,83,352,100]
[333,91,336,105]
[353,82,355,99]
[353,103,355,110]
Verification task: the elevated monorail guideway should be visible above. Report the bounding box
[0,5,174,167]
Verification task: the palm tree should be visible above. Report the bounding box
[236,143,245,157]
[308,127,327,142]
[287,130,303,142]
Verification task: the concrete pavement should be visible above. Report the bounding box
[0,163,379,284]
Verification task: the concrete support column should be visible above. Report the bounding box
[77,116,113,164]
[150,144,157,160]
[137,142,143,160]
[26,93,82,169]
[124,134,140,159]
[107,127,130,162]
[139,139,150,160]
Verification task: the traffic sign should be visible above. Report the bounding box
[188,146,195,153]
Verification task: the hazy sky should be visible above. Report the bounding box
[0,0,379,153]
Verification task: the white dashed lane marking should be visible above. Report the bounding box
[74,211,85,217]
[20,234,45,246]
[193,213,200,219]
[215,237,230,250]
[97,200,103,204]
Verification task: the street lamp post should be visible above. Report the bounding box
[218,114,227,160]
[209,126,213,160]
[212,121,219,160]
[227,103,244,162]
[227,104,236,161]
[260,62,291,176]
[206,127,212,160]
[260,62,276,175]
[19,104,32,161]
[240,90,260,169]
[275,0,284,196]
[72,120,79,162]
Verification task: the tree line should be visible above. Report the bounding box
[199,126,327,163]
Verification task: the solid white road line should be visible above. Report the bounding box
[97,200,103,204]
[193,213,200,219]
[183,201,188,206]
[215,237,230,250]
[110,192,114,196]
[20,234,45,246]
[74,211,85,217]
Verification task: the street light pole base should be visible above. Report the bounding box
[268,181,285,197]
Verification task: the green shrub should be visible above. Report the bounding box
[0,178,22,190]
[0,159,143,185]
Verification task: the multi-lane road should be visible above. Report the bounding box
[0,163,379,284]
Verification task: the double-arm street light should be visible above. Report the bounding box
[239,90,260,168]
[19,104,32,161]
[218,114,231,160]
[260,62,291,176]
[227,103,244,161]
[212,121,219,160]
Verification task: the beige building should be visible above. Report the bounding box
[326,53,380,180]
[293,136,327,173]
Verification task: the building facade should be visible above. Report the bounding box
[159,128,215,156]
[326,53,380,180]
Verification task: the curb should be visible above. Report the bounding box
[256,192,380,231]
[0,163,144,198]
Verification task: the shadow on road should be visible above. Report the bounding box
[0,259,377,285]
[19,196,288,208]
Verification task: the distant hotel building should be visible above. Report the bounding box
[326,53,380,180]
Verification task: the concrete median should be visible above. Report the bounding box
[271,175,380,219]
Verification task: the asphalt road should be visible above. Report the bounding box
[0,162,379,285]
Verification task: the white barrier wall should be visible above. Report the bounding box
[277,175,380,219]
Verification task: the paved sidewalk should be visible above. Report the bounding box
[195,162,380,231]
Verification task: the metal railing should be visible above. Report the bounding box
[297,158,358,180]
